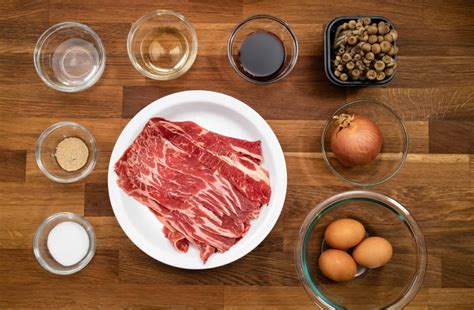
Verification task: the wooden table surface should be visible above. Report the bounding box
[1,0,473,309]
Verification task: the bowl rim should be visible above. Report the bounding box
[35,121,97,183]
[126,9,198,80]
[33,212,96,275]
[227,14,299,84]
[321,98,409,187]
[295,190,427,309]
[33,21,106,93]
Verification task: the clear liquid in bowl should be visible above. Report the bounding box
[51,38,100,86]
[140,27,190,74]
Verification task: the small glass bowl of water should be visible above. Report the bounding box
[33,212,96,275]
[127,10,198,80]
[34,22,106,92]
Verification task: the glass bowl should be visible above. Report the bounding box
[35,121,97,183]
[321,99,408,187]
[227,14,298,84]
[33,212,96,275]
[295,191,427,309]
[34,22,106,92]
[127,10,198,80]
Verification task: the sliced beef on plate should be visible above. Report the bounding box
[114,117,271,263]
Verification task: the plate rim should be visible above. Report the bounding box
[107,90,287,269]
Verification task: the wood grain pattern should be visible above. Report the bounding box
[0,0,473,309]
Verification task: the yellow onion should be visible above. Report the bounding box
[331,114,382,167]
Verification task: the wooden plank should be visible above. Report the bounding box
[224,286,313,307]
[428,288,474,306]
[0,183,84,249]
[422,0,474,28]
[0,249,119,284]
[0,0,48,22]
[0,81,123,118]
[48,0,243,23]
[0,118,125,151]
[429,121,474,154]
[118,220,287,286]
[84,183,113,217]
[86,216,136,250]
[25,151,110,184]
[441,253,474,288]
[347,86,474,121]
[0,150,26,182]
[285,153,470,188]
[0,283,224,308]
[383,57,474,88]
[243,0,423,32]
[268,120,428,153]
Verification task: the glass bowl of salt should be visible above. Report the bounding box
[33,212,95,275]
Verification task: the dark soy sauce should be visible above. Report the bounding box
[238,31,286,81]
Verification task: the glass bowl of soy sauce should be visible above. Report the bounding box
[228,14,298,84]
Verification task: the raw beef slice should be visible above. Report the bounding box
[115,117,271,262]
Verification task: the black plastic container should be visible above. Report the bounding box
[324,16,397,87]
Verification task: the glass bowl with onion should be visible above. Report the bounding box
[295,190,427,309]
[35,121,97,183]
[321,99,408,187]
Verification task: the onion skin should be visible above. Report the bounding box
[331,114,382,167]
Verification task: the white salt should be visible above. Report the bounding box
[47,221,90,267]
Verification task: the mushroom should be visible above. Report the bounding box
[365,52,375,61]
[346,61,355,70]
[366,70,377,80]
[382,55,392,64]
[342,53,352,63]
[374,60,386,71]
[368,35,378,44]
[385,67,394,76]
[348,20,357,29]
[340,73,348,81]
[367,25,378,35]
[334,70,342,77]
[347,35,358,45]
[361,42,372,52]
[376,71,386,80]
[351,69,361,79]
[378,21,390,35]
[380,41,391,53]
[371,43,381,54]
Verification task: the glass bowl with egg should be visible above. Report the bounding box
[295,190,427,309]
[35,121,97,183]
[321,99,408,187]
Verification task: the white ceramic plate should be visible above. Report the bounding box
[108,90,287,269]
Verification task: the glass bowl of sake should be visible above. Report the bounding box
[34,22,106,92]
[228,14,298,84]
[128,10,198,80]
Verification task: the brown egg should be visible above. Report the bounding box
[324,218,365,250]
[353,236,393,268]
[319,249,357,282]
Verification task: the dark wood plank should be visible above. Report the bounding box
[243,0,423,32]
[429,121,474,154]
[441,253,474,288]
[84,183,113,217]
[0,249,119,284]
[422,0,474,28]
[0,283,224,308]
[0,150,26,182]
